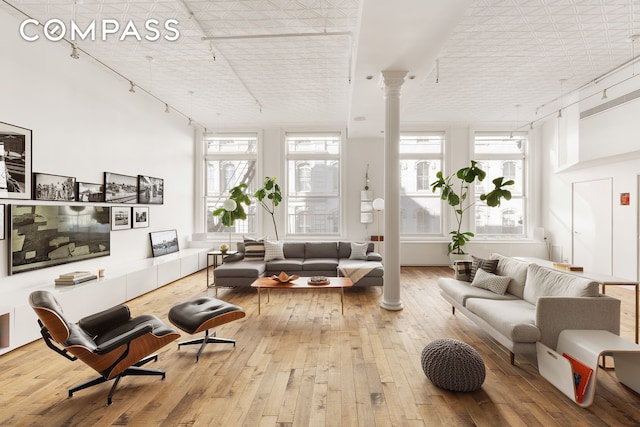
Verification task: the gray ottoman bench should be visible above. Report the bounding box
[169,297,245,361]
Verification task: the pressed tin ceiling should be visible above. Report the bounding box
[3,0,640,137]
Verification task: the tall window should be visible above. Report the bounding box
[286,132,341,235]
[473,132,526,236]
[400,133,444,235]
[204,134,258,233]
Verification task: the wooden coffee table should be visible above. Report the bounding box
[250,277,353,315]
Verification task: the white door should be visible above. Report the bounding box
[572,178,612,274]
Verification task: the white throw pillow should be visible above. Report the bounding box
[349,242,368,260]
[470,268,512,295]
[264,240,285,261]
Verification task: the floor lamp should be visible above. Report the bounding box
[372,198,384,254]
[223,199,237,251]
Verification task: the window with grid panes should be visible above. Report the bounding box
[285,133,341,235]
[400,133,444,235]
[473,132,526,236]
[204,134,258,234]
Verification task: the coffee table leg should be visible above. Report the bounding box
[257,287,261,315]
[341,287,344,315]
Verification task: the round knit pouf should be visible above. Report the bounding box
[421,338,486,392]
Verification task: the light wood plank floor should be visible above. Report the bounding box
[1,267,640,426]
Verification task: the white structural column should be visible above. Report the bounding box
[380,70,407,311]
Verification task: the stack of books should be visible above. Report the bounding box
[54,271,97,285]
[552,262,584,271]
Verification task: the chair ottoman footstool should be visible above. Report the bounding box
[169,297,245,362]
[421,338,486,392]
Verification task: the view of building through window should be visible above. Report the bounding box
[286,133,341,235]
[204,134,258,233]
[399,133,444,235]
[473,132,526,236]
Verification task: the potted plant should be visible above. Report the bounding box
[430,160,513,261]
[212,183,252,249]
[254,176,282,240]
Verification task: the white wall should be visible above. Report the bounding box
[540,70,640,280]
[0,9,196,291]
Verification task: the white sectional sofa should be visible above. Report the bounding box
[438,254,621,364]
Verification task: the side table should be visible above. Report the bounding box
[206,250,237,293]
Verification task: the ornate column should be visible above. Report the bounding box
[380,70,407,311]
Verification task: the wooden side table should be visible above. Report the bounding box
[206,250,237,292]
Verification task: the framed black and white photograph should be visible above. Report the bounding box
[10,204,110,274]
[149,229,179,257]
[0,121,32,200]
[138,175,164,204]
[76,182,104,202]
[104,172,137,203]
[0,204,5,240]
[111,206,132,230]
[132,206,149,228]
[33,173,76,201]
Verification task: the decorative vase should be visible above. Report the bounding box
[219,243,229,253]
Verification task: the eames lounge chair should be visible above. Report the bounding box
[29,290,180,405]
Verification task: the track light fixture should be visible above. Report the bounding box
[557,109,562,118]
[165,103,170,113]
[129,81,135,93]
[188,118,193,125]
[529,122,533,130]
[70,44,79,59]
[602,88,608,99]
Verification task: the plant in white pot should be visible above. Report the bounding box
[430,160,514,262]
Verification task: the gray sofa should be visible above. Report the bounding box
[214,241,384,287]
[438,253,621,364]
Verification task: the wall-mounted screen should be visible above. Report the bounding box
[149,229,179,257]
[10,204,111,274]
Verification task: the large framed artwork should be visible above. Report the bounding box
[104,172,137,203]
[111,206,132,230]
[0,121,32,200]
[77,182,104,202]
[33,173,76,201]
[149,229,179,257]
[132,206,149,228]
[10,204,111,274]
[138,175,164,204]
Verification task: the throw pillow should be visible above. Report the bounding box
[349,242,368,260]
[467,256,499,282]
[264,240,285,261]
[243,235,265,259]
[470,268,512,295]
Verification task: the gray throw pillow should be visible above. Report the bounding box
[468,256,499,282]
[349,242,368,260]
[264,240,285,261]
[470,268,512,295]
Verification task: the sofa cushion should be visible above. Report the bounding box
[491,253,528,298]
[264,240,285,261]
[214,260,265,278]
[243,236,265,259]
[303,258,339,271]
[338,241,374,259]
[470,268,511,295]
[349,242,368,260]
[523,264,599,305]
[305,242,338,259]
[438,277,519,306]
[465,298,540,343]
[367,252,383,262]
[468,256,499,282]
[283,242,305,259]
[265,258,304,272]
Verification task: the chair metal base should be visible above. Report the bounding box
[177,330,236,362]
[68,354,164,406]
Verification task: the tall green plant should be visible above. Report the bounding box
[212,183,252,227]
[254,176,282,240]
[431,161,514,255]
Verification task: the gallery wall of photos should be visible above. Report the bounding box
[0,120,164,239]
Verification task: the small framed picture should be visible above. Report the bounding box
[0,121,32,200]
[104,172,138,203]
[111,206,132,230]
[621,193,630,206]
[0,204,5,240]
[33,173,76,201]
[76,182,104,202]
[138,175,164,204]
[132,206,149,228]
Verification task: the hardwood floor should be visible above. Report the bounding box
[1,267,639,426]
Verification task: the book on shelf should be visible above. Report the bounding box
[54,275,98,285]
[58,270,93,279]
[563,352,593,403]
[552,262,584,272]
